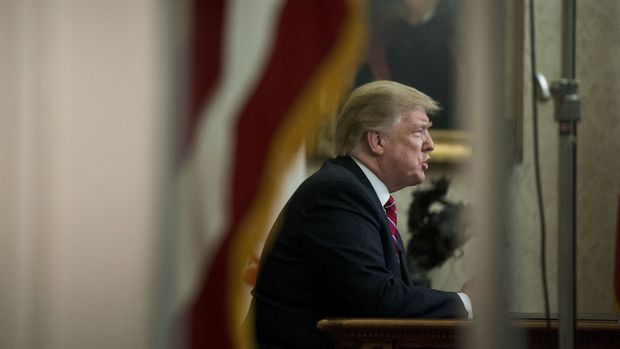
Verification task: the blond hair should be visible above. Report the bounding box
[334,80,440,155]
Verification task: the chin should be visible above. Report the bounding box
[410,177,424,186]
[413,173,425,184]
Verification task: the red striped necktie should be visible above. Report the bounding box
[384,196,400,254]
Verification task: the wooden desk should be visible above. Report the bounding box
[317,318,620,349]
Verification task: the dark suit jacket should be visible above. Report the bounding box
[249,156,467,349]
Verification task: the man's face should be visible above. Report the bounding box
[379,106,434,192]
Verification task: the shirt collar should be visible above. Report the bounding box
[351,156,391,207]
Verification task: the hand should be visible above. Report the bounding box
[460,278,475,296]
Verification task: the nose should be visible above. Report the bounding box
[423,130,435,152]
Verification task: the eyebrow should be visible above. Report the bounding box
[417,121,433,129]
[408,120,433,131]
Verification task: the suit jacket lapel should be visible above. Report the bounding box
[397,239,412,285]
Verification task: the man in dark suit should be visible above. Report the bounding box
[248,80,472,349]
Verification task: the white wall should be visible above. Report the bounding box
[508,0,620,315]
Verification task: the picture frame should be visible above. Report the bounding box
[308,0,524,163]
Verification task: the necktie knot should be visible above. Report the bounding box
[384,196,396,213]
[384,196,399,254]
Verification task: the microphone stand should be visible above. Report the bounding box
[536,1,581,348]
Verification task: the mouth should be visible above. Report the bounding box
[421,161,429,171]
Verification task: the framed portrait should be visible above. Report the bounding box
[308,0,524,163]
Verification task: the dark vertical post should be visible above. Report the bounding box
[555,0,579,348]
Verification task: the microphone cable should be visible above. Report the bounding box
[529,0,551,327]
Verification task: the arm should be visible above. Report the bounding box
[298,179,467,318]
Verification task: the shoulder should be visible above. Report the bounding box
[289,158,382,219]
[300,157,369,199]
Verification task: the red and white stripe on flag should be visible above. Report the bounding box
[176,0,367,348]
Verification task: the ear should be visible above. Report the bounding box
[366,131,385,155]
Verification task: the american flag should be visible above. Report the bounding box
[170,0,366,347]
